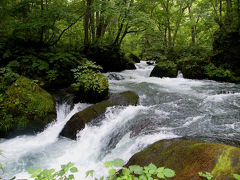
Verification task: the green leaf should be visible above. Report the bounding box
[104,161,113,168]
[70,167,78,173]
[108,169,116,176]
[233,174,240,180]
[157,172,165,179]
[112,158,124,167]
[163,168,175,178]
[129,165,143,175]
[86,170,94,177]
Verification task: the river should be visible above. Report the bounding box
[0,61,240,179]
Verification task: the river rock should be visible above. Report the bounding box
[60,91,139,139]
[0,77,56,137]
[107,73,125,80]
[127,138,240,180]
[150,61,178,78]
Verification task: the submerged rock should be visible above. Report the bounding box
[107,73,125,80]
[150,61,178,78]
[60,91,139,139]
[127,138,240,180]
[0,77,56,137]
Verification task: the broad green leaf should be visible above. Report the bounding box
[157,172,165,179]
[112,158,124,167]
[70,167,78,173]
[163,168,175,178]
[129,165,143,175]
[104,161,113,168]
[233,174,240,180]
[108,168,116,176]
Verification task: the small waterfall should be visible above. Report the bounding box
[177,70,184,78]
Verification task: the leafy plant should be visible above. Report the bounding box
[233,173,240,180]
[198,172,213,180]
[86,158,176,180]
[28,162,78,180]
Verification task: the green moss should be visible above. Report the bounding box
[150,61,178,78]
[127,138,240,180]
[211,147,234,177]
[0,77,56,136]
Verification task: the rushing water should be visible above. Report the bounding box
[0,61,240,179]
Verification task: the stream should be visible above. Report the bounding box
[0,61,240,179]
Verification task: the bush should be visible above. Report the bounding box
[71,59,109,103]
[204,63,239,82]
[177,56,208,79]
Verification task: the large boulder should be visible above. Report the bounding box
[60,91,139,139]
[127,138,240,180]
[150,61,178,78]
[0,77,56,137]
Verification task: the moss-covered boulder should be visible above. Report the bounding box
[60,91,139,139]
[177,56,209,79]
[127,138,240,180]
[150,61,178,78]
[0,77,56,137]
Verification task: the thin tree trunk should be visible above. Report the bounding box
[225,0,233,26]
[90,0,95,41]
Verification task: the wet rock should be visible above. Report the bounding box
[60,91,139,140]
[127,138,240,180]
[107,73,125,80]
[146,61,154,65]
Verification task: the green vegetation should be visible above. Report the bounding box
[198,172,213,180]
[28,162,78,180]
[27,159,175,180]
[71,59,109,103]
[0,76,56,137]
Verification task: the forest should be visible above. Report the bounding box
[0,0,240,179]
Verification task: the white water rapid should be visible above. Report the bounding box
[0,61,240,179]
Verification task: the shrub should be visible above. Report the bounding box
[71,59,109,103]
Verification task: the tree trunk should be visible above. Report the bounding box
[90,0,95,41]
[84,0,91,46]
[188,4,195,45]
[225,0,233,26]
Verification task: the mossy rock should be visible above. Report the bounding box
[60,91,139,139]
[73,73,109,103]
[150,61,178,78]
[1,77,56,136]
[178,56,209,79]
[127,138,240,180]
